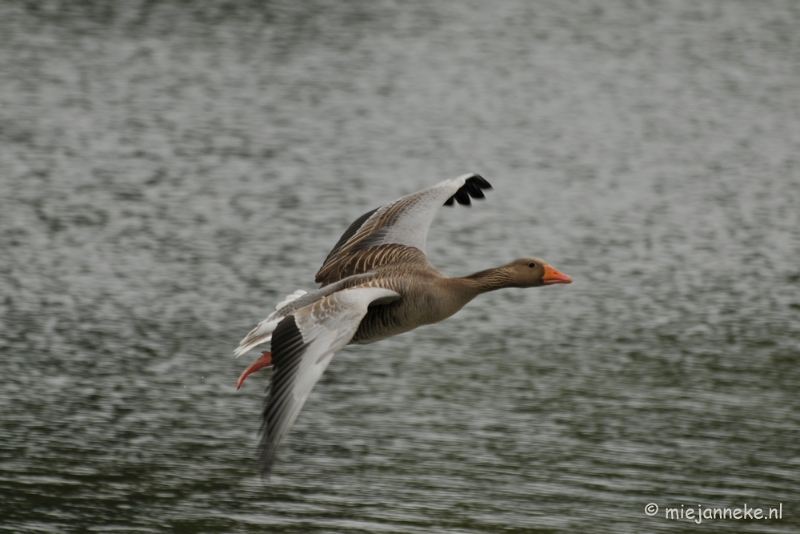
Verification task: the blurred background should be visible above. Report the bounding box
[1,1,799,532]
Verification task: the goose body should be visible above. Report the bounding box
[235,173,572,473]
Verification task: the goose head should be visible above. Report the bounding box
[505,257,573,287]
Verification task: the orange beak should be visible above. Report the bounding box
[542,264,572,285]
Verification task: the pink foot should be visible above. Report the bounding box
[236,351,273,389]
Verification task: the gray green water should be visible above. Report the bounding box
[1,1,799,532]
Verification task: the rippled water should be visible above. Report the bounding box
[1,1,799,532]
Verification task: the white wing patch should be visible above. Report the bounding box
[234,289,308,358]
[364,175,471,253]
[234,274,380,358]
[275,289,307,311]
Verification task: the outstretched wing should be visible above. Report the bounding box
[260,286,401,474]
[315,173,492,286]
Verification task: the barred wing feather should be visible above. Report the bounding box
[315,173,491,286]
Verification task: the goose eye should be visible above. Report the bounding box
[528,262,536,268]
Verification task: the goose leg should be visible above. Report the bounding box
[236,351,273,389]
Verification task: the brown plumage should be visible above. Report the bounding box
[315,243,424,287]
[234,174,572,473]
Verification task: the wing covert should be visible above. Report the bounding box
[315,174,491,285]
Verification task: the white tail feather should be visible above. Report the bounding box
[234,333,273,358]
[234,318,280,358]
[275,289,307,311]
[234,289,308,358]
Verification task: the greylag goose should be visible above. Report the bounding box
[235,173,572,473]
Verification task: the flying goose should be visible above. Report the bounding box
[234,173,572,473]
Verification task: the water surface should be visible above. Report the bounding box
[1,1,799,532]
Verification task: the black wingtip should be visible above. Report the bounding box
[465,179,485,199]
[468,173,492,190]
[442,174,493,206]
[454,187,471,205]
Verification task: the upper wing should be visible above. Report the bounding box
[259,286,401,474]
[315,173,492,286]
